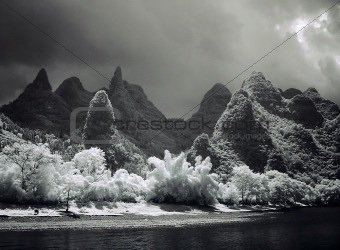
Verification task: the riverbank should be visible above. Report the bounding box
[0,201,279,218]
[0,202,281,231]
[0,210,266,231]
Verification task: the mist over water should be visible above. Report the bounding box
[1,207,340,250]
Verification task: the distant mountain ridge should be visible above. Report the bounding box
[2,67,339,181]
[1,67,183,156]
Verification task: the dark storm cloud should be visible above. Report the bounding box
[0,0,339,116]
[0,66,31,105]
[1,1,84,66]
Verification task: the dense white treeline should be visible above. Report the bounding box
[0,142,339,206]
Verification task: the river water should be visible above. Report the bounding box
[0,207,339,250]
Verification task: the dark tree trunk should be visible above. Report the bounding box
[66,190,70,212]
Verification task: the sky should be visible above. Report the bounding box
[0,0,340,118]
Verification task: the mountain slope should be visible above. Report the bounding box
[190,83,232,134]
[1,69,70,134]
[1,67,179,157]
[165,83,232,151]
[108,67,177,156]
[55,77,93,109]
[282,88,302,99]
[212,72,340,183]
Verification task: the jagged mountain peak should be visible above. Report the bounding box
[110,66,124,90]
[55,77,92,109]
[213,87,270,173]
[282,88,302,99]
[207,83,231,98]
[305,87,319,94]
[166,83,232,150]
[234,88,249,98]
[1,68,70,132]
[218,88,253,126]
[241,71,275,91]
[304,87,340,120]
[114,66,122,79]
[241,72,283,114]
[200,83,231,106]
[27,68,52,91]
[241,71,268,88]
[187,83,232,137]
[56,77,86,93]
[287,94,324,129]
[210,82,226,90]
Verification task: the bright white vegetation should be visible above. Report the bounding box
[0,142,337,206]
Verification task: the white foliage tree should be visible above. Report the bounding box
[231,165,270,204]
[231,165,255,203]
[72,147,106,177]
[146,151,219,205]
[217,182,240,204]
[0,142,62,201]
[56,162,87,210]
[0,159,24,202]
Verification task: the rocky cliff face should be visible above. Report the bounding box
[212,72,340,183]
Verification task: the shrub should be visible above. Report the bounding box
[315,179,340,205]
[266,170,316,205]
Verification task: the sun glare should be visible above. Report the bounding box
[335,56,340,65]
[291,18,308,32]
[290,18,309,44]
